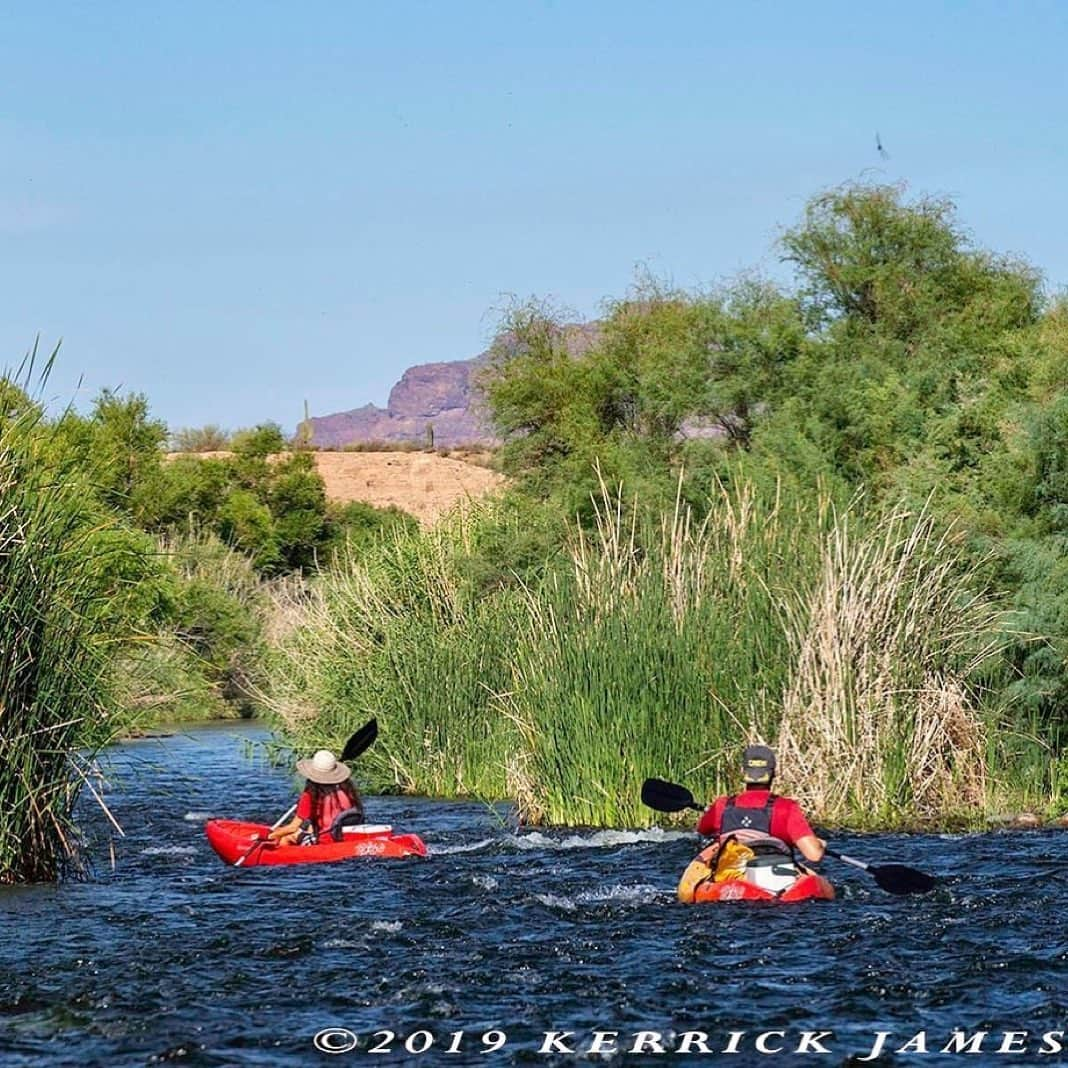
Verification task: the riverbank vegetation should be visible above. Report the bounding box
[268,181,1066,828]
[266,479,1016,829]
[0,364,151,881]
[0,364,415,881]
[7,180,1068,883]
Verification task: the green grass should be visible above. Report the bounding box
[263,505,520,798]
[501,477,823,825]
[263,477,1055,828]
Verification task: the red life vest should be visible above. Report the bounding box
[307,782,360,839]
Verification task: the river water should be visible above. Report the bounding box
[0,723,1064,1067]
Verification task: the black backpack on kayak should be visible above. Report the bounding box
[296,806,365,845]
[325,807,365,842]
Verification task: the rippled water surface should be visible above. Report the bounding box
[0,724,1065,1066]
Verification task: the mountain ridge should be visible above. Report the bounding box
[308,354,493,448]
[307,324,602,448]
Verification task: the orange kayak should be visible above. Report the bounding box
[692,872,835,903]
[678,842,835,904]
[205,819,428,867]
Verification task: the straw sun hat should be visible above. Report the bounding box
[296,749,350,785]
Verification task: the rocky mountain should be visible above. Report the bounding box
[308,325,600,449]
[308,357,491,448]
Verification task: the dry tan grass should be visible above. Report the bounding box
[314,452,505,526]
[775,506,1001,821]
[167,450,506,526]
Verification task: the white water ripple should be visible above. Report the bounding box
[535,883,665,912]
[370,920,402,933]
[512,827,693,851]
[428,837,496,856]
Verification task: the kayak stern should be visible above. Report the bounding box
[691,872,835,904]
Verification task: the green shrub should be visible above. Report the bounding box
[119,532,268,723]
[170,425,230,452]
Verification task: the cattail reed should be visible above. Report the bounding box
[265,476,1007,829]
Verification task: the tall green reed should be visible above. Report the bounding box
[263,504,520,798]
[0,362,148,882]
[501,474,826,825]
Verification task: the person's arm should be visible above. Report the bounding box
[267,789,312,842]
[695,799,721,837]
[782,801,825,862]
[794,834,826,863]
[267,815,302,842]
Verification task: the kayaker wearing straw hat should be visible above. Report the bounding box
[268,749,365,846]
[679,744,825,901]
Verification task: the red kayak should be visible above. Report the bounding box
[692,872,835,903]
[205,819,428,867]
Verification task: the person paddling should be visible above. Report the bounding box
[679,744,825,901]
[268,749,365,846]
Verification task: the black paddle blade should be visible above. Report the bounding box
[340,718,378,763]
[869,863,937,896]
[641,778,702,813]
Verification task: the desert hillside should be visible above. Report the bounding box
[313,451,505,525]
[172,450,506,526]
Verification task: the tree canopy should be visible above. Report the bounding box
[480,181,1068,734]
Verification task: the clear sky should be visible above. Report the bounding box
[3,1,1067,433]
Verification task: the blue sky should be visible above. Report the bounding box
[3,1,1067,433]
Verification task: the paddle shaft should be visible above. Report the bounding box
[824,846,869,871]
[234,837,268,868]
[232,805,298,868]
[271,804,297,830]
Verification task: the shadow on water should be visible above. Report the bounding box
[0,724,1065,1066]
